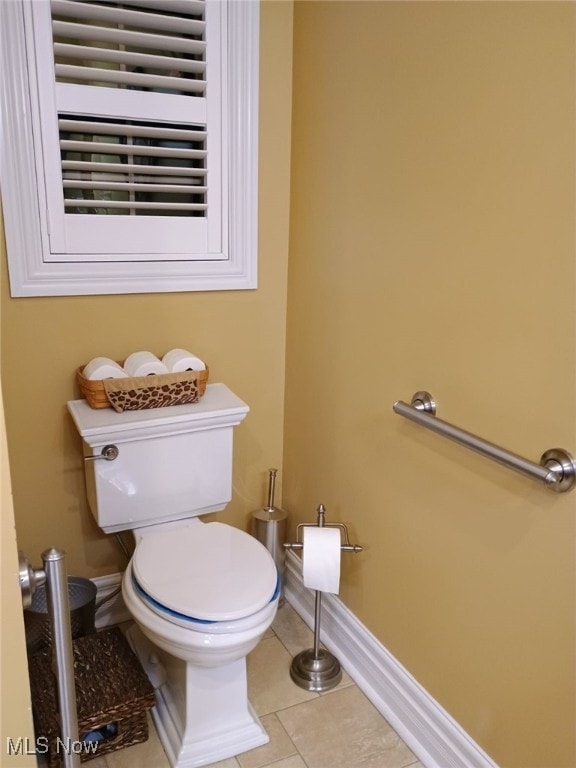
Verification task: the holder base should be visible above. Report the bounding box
[290,648,342,692]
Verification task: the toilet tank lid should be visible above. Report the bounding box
[67,383,249,443]
[132,522,278,622]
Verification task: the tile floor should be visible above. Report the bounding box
[68,603,424,768]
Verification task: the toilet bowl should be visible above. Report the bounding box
[123,519,279,666]
[67,384,279,767]
[121,520,279,767]
[125,566,279,662]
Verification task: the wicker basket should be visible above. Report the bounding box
[28,627,155,765]
[77,363,209,410]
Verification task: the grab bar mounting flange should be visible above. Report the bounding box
[540,448,576,493]
[412,391,436,415]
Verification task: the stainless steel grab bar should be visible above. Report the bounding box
[393,391,576,493]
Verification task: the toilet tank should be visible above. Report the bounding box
[67,383,249,533]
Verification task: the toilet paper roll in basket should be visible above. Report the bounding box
[123,351,169,377]
[162,348,206,373]
[82,357,129,381]
[302,527,341,594]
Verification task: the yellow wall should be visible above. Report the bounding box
[0,2,294,578]
[1,297,35,765]
[284,2,575,768]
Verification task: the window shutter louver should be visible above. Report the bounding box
[59,118,208,214]
[51,0,207,96]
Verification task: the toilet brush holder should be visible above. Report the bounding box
[283,504,362,692]
[252,468,288,602]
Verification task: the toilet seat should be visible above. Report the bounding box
[132,522,278,623]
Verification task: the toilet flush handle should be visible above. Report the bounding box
[84,444,119,462]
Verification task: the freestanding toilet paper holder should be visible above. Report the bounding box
[283,504,363,692]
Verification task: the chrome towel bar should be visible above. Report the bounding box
[393,391,576,493]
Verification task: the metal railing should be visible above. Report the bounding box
[393,391,576,492]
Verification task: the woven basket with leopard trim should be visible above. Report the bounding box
[77,364,209,410]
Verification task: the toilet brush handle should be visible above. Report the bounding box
[266,468,278,509]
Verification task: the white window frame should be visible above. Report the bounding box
[0,0,259,296]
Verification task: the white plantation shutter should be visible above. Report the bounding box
[35,0,220,257]
[0,0,259,294]
[59,120,208,212]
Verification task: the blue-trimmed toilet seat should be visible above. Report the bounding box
[132,569,280,630]
[130,521,279,626]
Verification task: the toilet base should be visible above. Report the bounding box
[126,624,269,767]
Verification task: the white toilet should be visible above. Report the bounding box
[67,384,280,768]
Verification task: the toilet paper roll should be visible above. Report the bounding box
[302,526,341,594]
[162,348,206,372]
[123,351,169,377]
[82,357,129,381]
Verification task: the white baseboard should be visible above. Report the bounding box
[284,551,499,768]
[91,572,131,629]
